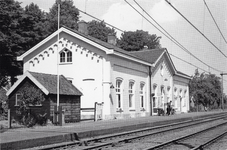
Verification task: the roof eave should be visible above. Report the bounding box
[6,71,50,96]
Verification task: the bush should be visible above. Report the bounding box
[16,108,47,127]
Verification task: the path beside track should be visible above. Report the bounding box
[0,111,226,150]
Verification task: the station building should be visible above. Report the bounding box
[7,22,191,120]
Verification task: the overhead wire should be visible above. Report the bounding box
[165,0,227,58]
[78,5,226,80]
[78,9,125,33]
[127,0,223,73]
[203,0,227,44]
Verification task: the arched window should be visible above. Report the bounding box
[116,79,123,110]
[60,49,72,63]
[128,81,135,109]
[140,83,145,108]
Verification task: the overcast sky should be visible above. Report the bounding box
[17,0,227,93]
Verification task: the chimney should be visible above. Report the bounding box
[78,20,88,35]
[107,33,117,45]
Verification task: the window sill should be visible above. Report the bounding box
[116,108,123,112]
[59,62,73,65]
[140,108,146,111]
[129,109,135,111]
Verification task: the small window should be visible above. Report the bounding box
[160,64,164,76]
[15,94,22,106]
[60,52,65,62]
[60,49,72,63]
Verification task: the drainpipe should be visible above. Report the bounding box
[149,66,152,116]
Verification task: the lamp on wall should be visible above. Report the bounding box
[110,83,115,89]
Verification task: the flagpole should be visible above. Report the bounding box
[57,1,60,124]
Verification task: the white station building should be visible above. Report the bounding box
[15,22,191,120]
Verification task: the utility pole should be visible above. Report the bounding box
[220,73,227,110]
[56,0,60,125]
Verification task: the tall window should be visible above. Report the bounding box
[129,81,134,109]
[15,94,22,106]
[116,79,122,108]
[60,49,72,63]
[167,86,171,102]
[160,86,165,107]
[153,84,157,108]
[140,83,145,108]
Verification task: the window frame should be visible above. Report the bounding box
[116,79,123,110]
[128,81,135,110]
[15,94,22,106]
[60,49,72,64]
[140,83,145,109]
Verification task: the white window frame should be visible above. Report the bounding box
[153,84,158,108]
[116,79,123,110]
[167,86,171,102]
[128,81,135,110]
[15,94,22,106]
[140,83,145,109]
[60,49,72,63]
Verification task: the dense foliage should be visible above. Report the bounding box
[189,69,225,111]
[46,0,79,34]
[117,30,161,51]
[0,0,80,87]
[87,20,116,42]
[16,84,46,127]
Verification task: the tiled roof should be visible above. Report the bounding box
[129,48,166,64]
[29,72,82,96]
[62,26,149,63]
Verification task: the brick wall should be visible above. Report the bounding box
[49,94,81,122]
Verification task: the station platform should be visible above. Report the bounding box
[0,111,226,150]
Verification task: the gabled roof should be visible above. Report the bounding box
[6,71,82,96]
[129,48,166,64]
[17,26,151,66]
[129,48,191,79]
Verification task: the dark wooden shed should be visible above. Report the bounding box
[7,71,82,123]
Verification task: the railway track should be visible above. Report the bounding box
[30,113,227,150]
[143,121,227,150]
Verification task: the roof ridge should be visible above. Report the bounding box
[129,48,166,53]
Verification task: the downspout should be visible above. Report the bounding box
[149,66,152,116]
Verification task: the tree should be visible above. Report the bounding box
[87,20,116,42]
[22,3,47,49]
[117,30,161,51]
[189,70,222,111]
[45,0,80,34]
[0,0,25,86]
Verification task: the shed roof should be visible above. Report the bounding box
[6,71,82,96]
[29,72,82,96]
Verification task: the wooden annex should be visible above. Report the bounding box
[6,71,82,123]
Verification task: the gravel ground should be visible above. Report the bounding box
[102,120,226,150]
[205,134,227,150]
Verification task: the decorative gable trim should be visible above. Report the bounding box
[17,27,151,67]
[6,71,49,96]
[17,29,61,61]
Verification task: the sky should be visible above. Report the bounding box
[17,0,227,94]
